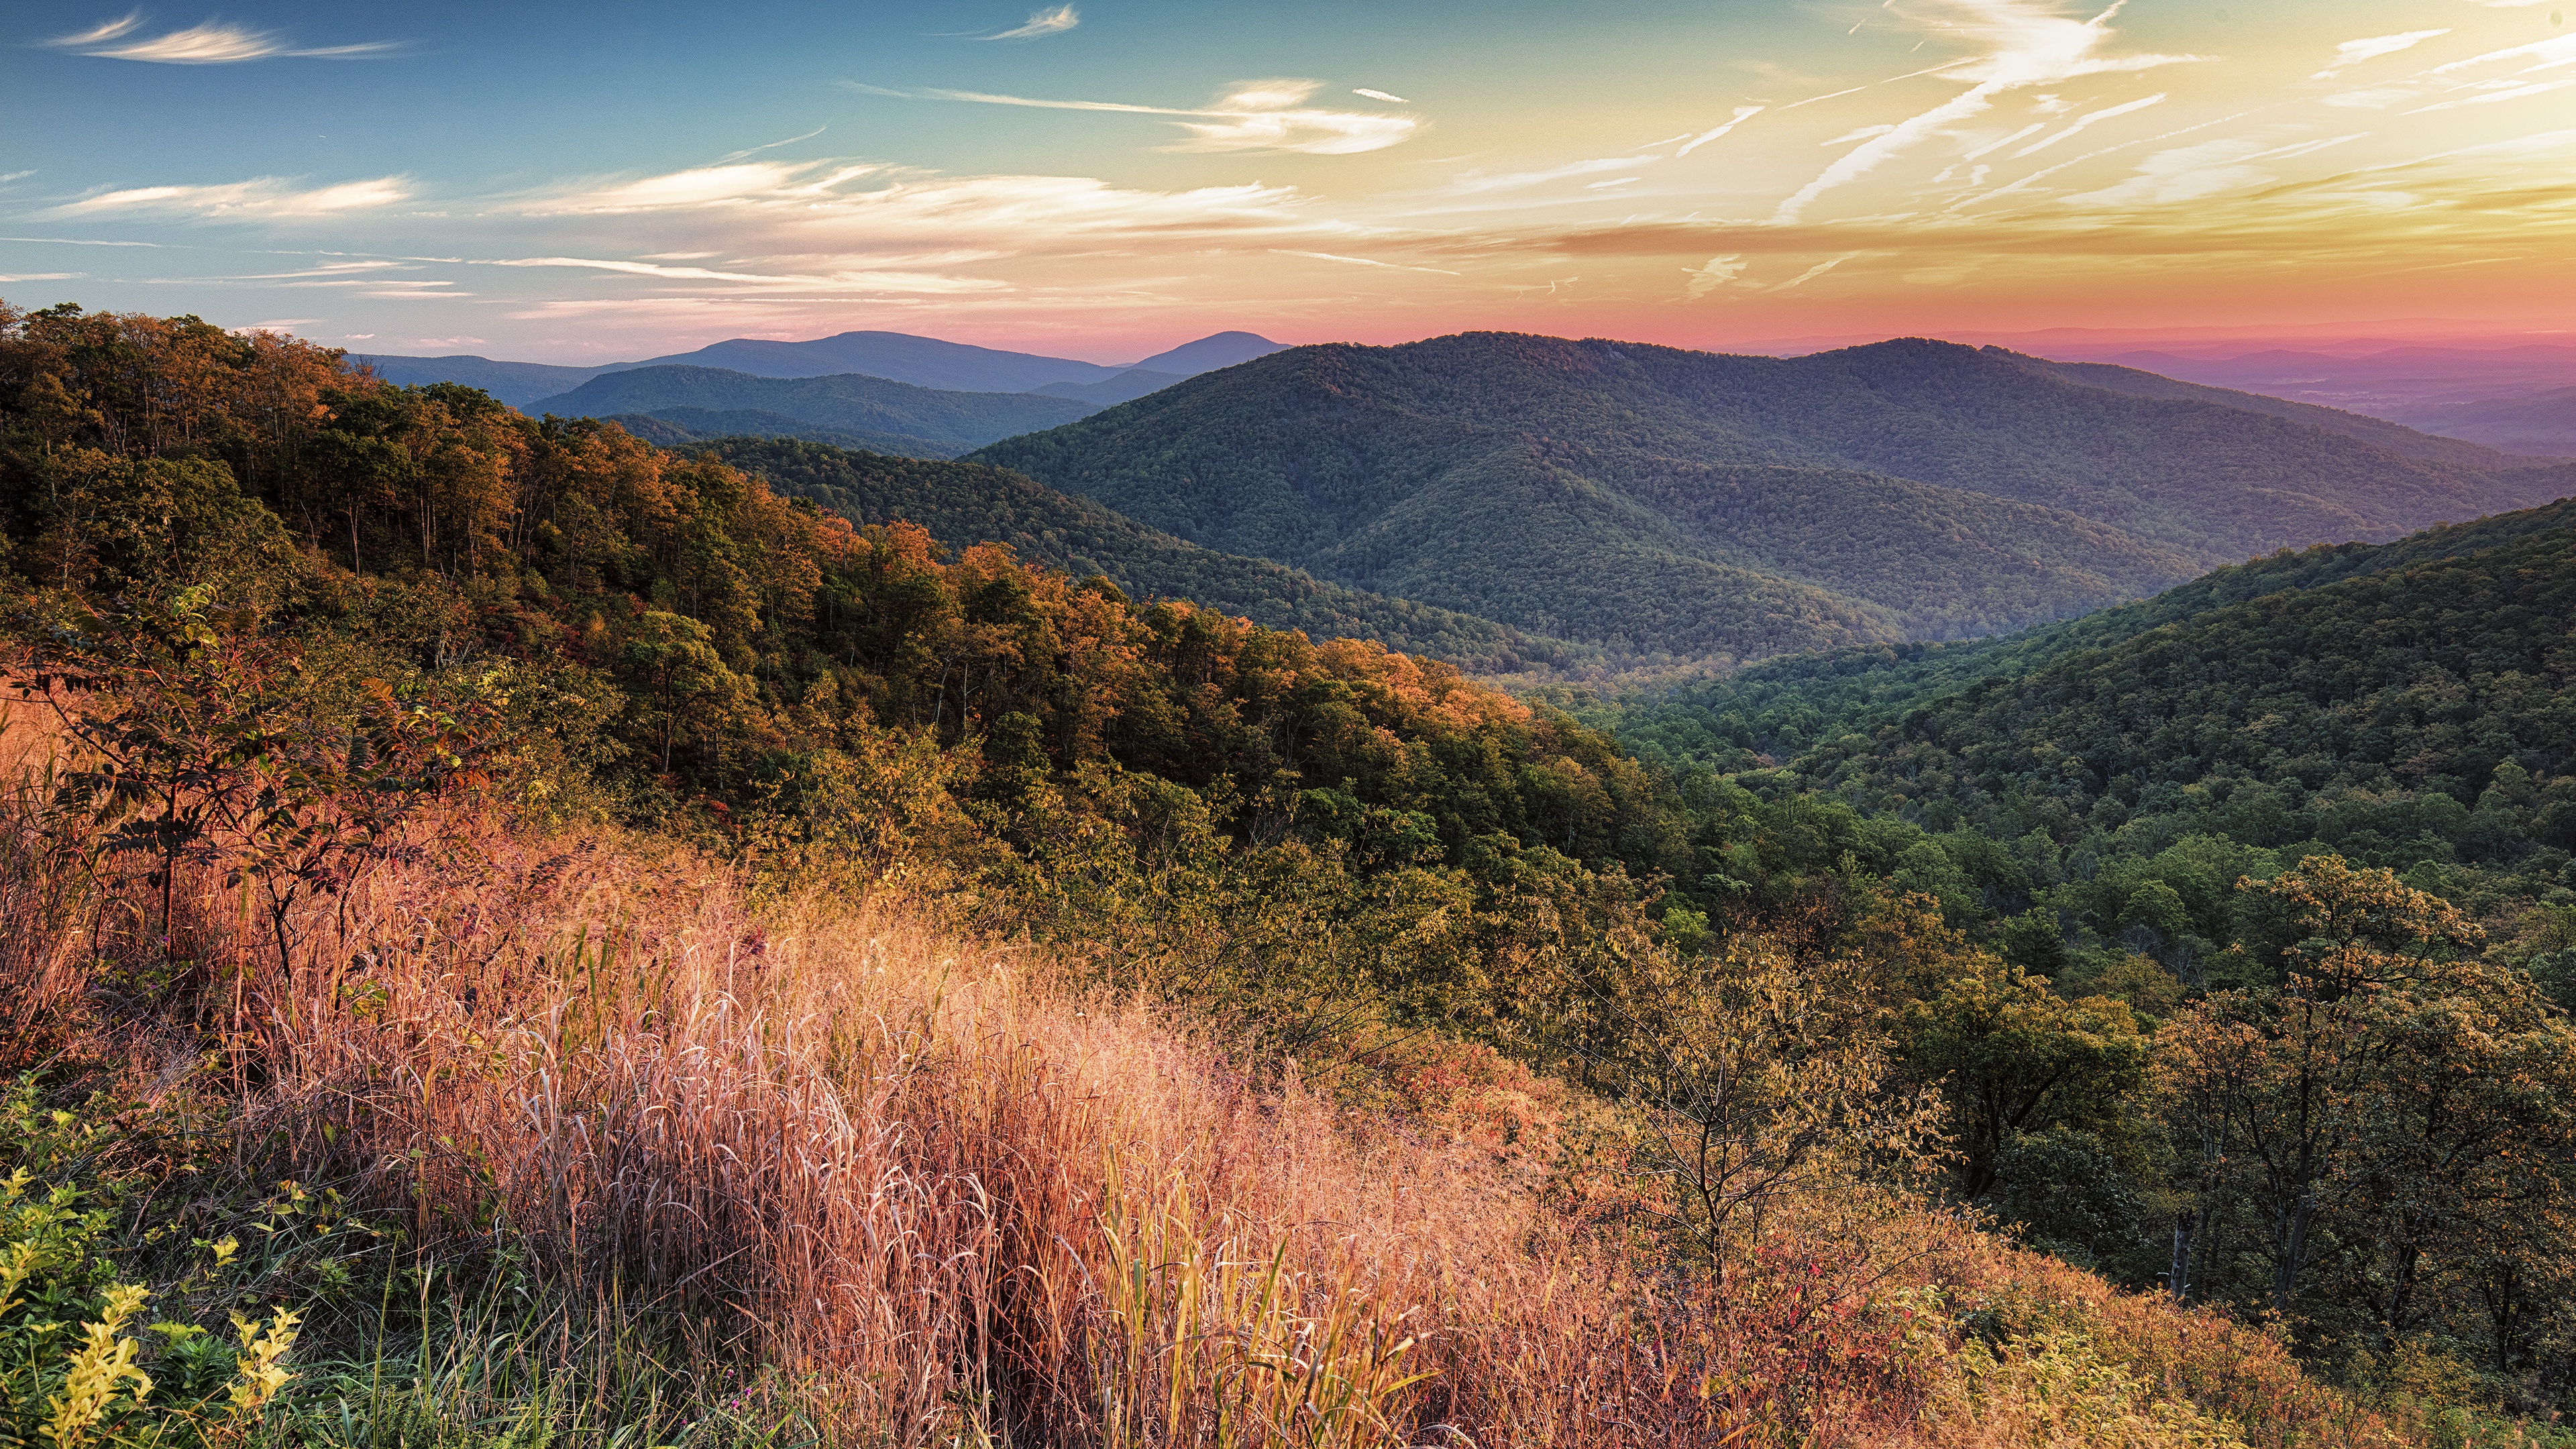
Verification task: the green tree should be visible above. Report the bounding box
[1901,961,2146,1201]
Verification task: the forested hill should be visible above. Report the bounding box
[1593,495,2576,969]
[698,435,1582,673]
[974,332,2568,668]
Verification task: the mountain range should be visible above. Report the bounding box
[354,327,1283,408]
[527,367,1091,453]
[2088,343,2576,457]
[967,333,2571,671]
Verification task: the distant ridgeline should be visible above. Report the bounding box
[1584,491,2576,985]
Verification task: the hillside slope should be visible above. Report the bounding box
[354,352,608,406]
[1607,497,2576,906]
[2387,385,2576,458]
[703,435,1579,671]
[531,366,1091,449]
[612,329,1126,390]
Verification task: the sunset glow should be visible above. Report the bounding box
[7,0,2573,360]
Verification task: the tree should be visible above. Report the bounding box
[2153,855,2576,1329]
[616,610,747,775]
[1902,960,2145,1201]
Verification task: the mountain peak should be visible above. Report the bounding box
[1129,331,1285,376]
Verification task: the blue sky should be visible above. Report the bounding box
[7,1,2572,361]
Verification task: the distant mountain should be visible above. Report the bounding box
[2099,343,2576,437]
[701,436,1578,673]
[1129,331,1286,375]
[1035,370,1189,407]
[973,333,2569,668]
[352,354,610,407]
[350,328,1285,405]
[529,366,1092,451]
[606,409,965,459]
[2002,350,2542,470]
[2379,386,2576,458]
[609,331,1126,392]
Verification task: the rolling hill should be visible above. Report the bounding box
[2384,386,2576,458]
[531,366,1092,451]
[613,330,1128,390]
[2001,350,2545,469]
[976,333,2566,667]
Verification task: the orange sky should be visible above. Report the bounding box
[6,0,2573,360]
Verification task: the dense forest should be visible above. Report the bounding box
[609,406,969,458]
[9,301,2576,1445]
[1591,496,2576,963]
[974,333,2569,667]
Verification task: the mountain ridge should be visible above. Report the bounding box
[357,327,1284,405]
[530,365,1093,451]
[972,331,2569,669]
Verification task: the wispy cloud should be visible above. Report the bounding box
[2010,92,2163,158]
[2407,76,2576,112]
[1770,0,2204,224]
[48,176,412,218]
[502,160,1328,275]
[1270,249,1459,275]
[2061,132,2362,208]
[524,162,886,213]
[489,256,1006,294]
[1354,88,1410,103]
[1770,252,1864,292]
[977,5,1077,40]
[1678,106,1764,156]
[1684,254,1746,299]
[40,12,400,62]
[845,78,1421,154]
[2312,29,2450,80]
[715,127,828,164]
[1448,154,1665,195]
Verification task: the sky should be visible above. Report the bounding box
[3,0,2573,364]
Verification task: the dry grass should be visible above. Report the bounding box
[0,698,2412,1448]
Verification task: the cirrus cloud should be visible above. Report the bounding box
[1770,0,2205,223]
[41,12,399,62]
[978,5,1077,40]
[47,176,413,219]
[844,77,1422,155]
